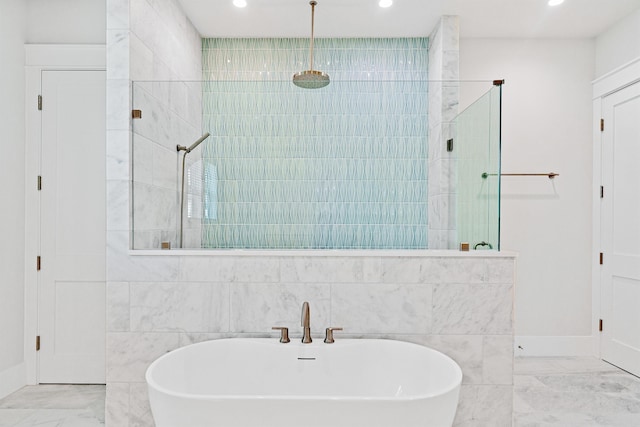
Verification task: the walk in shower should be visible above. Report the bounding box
[130,78,501,251]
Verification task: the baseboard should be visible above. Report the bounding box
[514,336,596,357]
[0,362,26,400]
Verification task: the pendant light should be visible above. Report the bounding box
[293,1,330,89]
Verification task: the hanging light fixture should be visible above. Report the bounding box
[293,1,330,89]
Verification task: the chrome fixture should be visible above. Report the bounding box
[292,1,330,89]
[177,133,210,248]
[272,326,290,343]
[324,327,343,344]
[301,301,312,343]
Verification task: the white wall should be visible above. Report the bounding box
[460,39,596,355]
[26,0,106,44]
[596,8,640,78]
[0,0,27,397]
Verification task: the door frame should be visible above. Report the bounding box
[24,44,105,384]
[592,56,640,358]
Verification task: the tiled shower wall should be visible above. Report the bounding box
[125,0,203,250]
[428,16,460,249]
[200,38,429,249]
[106,1,513,426]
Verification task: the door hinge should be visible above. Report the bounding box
[599,252,603,265]
[599,319,603,332]
[132,109,142,119]
[600,186,604,198]
[600,118,604,132]
[37,175,42,191]
[38,95,42,111]
[37,256,41,271]
[36,336,41,351]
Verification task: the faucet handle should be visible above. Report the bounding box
[272,327,290,343]
[324,327,343,344]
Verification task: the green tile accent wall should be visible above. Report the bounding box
[201,38,429,249]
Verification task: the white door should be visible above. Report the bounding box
[601,81,640,376]
[38,70,106,383]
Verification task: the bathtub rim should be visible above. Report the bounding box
[145,338,463,403]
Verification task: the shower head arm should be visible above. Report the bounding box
[177,132,211,154]
[309,0,316,72]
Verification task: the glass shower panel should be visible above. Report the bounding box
[130,79,501,251]
[454,84,502,250]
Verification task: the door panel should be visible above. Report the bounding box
[601,81,640,376]
[39,70,106,383]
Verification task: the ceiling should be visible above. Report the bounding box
[178,0,640,39]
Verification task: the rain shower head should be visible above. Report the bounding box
[177,132,210,153]
[293,1,330,89]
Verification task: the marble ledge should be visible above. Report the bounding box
[129,248,518,258]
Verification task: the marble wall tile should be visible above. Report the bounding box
[151,144,177,190]
[107,231,181,282]
[233,257,280,283]
[362,257,382,283]
[129,383,153,427]
[129,33,154,82]
[179,256,280,283]
[454,385,513,427]
[331,283,432,334]
[483,335,513,385]
[410,335,484,385]
[229,283,331,336]
[106,30,129,80]
[487,257,516,284]
[107,0,129,30]
[179,256,235,282]
[106,180,129,232]
[130,282,229,332]
[433,283,513,335]
[132,133,153,185]
[132,182,177,230]
[106,79,130,131]
[279,257,365,283]
[105,383,129,427]
[107,332,180,382]
[107,282,130,332]
[426,258,488,284]
[106,130,130,181]
[440,16,460,51]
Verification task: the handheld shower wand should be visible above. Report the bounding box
[178,133,211,248]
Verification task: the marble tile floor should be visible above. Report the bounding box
[0,358,639,427]
[0,384,105,427]
[514,357,640,426]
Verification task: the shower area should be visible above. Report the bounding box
[130,38,501,251]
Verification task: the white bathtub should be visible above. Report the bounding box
[146,338,462,427]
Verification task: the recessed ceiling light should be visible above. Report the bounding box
[379,0,393,8]
[548,0,564,6]
[233,0,247,8]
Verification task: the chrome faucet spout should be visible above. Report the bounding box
[301,301,312,343]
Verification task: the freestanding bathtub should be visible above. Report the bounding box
[146,338,462,427]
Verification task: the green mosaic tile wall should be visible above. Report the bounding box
[201,38,429,249]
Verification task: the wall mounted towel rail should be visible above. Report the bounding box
[481,172,559,179]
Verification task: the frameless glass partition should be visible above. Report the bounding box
[453,84,502,250]
[131,80,501,250]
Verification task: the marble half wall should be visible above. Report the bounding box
[105,252,515,427]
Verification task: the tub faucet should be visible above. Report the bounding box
[301,301,312,343]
